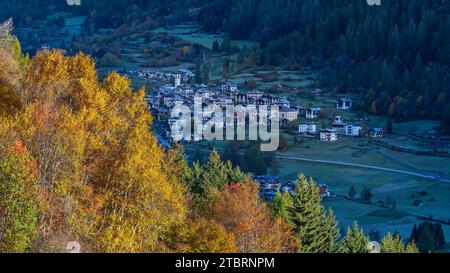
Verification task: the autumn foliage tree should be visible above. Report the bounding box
[165,218,237,253]
[0,31,187,252]
[0,22,24,117]
[0,82,22,117]
[211,183,297,253]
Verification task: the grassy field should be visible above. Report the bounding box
[271,128,450,239]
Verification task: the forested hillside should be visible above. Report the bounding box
[199,0,450,133]
[0,0,203,28]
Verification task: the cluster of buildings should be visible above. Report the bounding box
[147,77,303,141]
[254,176,333,201]
[143,71,386,143]
[130,69,195,86]
[298,98,386,142]
[299,107,363,142]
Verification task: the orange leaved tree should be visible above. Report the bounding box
[211,183,297,253]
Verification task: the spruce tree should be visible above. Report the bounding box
[416,224,435,253]
[203,64,210,84]
[323,209,340,253]
[348,185,356,199]
[271,189,293,222]
[409,224,418,242]
[381,233,406,253]
[381,233,419,253]
[223,160,250,185]
[340,222,369,253]
[189,161,205,201]
[361,186,373,203]
[187,150,250,208]
[433,223,446,251]
[165,143,192,185]
[195,61,202,84]
[405,242,420,253]
[410,222,446,252]
[203,150,228,189]
[387,119,393,134]
[288,174,333,253]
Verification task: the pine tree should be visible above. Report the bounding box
[381,233,406,253]
[410,222,446,253]
[416,224,435,253]
[221,37,232,53]
[187,150,249,208]
[288,174,333,253]
[195,61,202,84]
[323,209,340,253]
[202,150,228,190]
[270,190,293,221]
[387,119,393,134]
[340,222,369,253]
[381,233,419,253]
[165,143,192,186]
[223,58,231,78]
[203,64,210,84]
[361,186,373,203]
[433,223,446,251]
[348,185,356,199]
[189,161,204,198]
[405,242,420,253]
[409,224,418,242]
